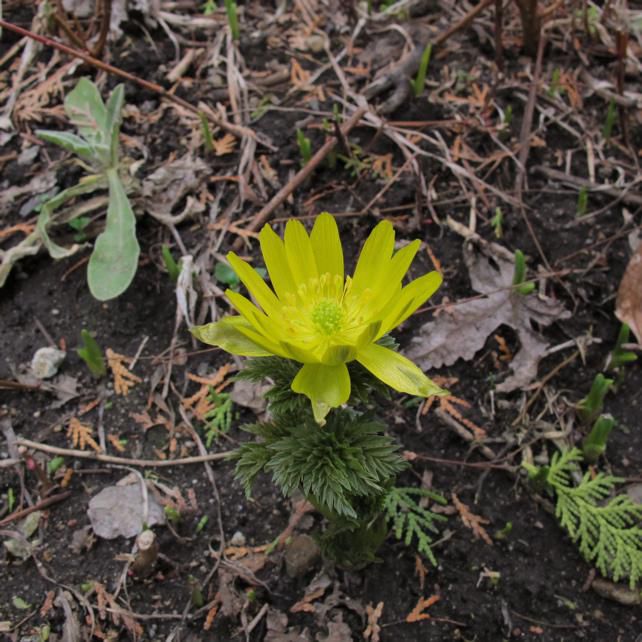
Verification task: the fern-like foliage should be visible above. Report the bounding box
[544,448,642,588]
[202,389,233,447]
[234,409,406,520]
[383,487,447,565]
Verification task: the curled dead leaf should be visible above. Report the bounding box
[615,244,642,345]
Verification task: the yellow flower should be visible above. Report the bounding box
[192,213,446,423]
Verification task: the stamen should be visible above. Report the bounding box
[311,298,344,335]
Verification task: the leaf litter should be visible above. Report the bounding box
[407,238,570,392]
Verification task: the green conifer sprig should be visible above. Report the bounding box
[234,411,406,519]
[544,449,642,587]
[383,486,447,565]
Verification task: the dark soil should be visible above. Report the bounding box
[1,2,641,641]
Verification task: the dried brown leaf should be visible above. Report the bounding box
[615,244,642,345]
[363,601,384,642]
[67,418,100,452]
[415,555,428,591]
[406,595,440,623]
[212,133,236,156]
[407,240,570,392]
[452,493,493,545]
[106,349,141,396]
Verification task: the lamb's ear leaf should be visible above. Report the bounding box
[87,169,139,301]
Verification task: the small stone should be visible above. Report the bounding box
[230,530,246,547]
[284,534,320,578]
[31,347,66,379]
[306,34,326,53]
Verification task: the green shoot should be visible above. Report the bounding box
[607,324,638,371]
[68,215,91,242]
[202,389,234,447]
[338,144,371,177]
[199,112,215,153]
[582,414,615,464]
[195,515,209,533]
[36,78,139,301]
[189,576,204,607]
[491,207,503,239]
[383,486,447,565]
[412,43,433,97]
[7,487,15,513]
[215,261,241,289]
[603,99,617,139]
[577,373,613,425]
[548,67,563,97]
[296,129,313,167]
[164,505,181,525]
[12,596,31,610]
[503,104,513,127]
[576,186,589,216]
[494,521,513,540]
[161,245,180,283]
[224,0,240,40]
[77,329,106,377]
[250,95,273,121]
[202,0,216,15]
[527,448,642,588]
[512,250,535,295]
[47,456,65,475]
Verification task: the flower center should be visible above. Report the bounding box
[311,298,343,335]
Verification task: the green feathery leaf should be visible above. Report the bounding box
[544,448,642,588]
[383,486,448,565]
[234,410,406,519]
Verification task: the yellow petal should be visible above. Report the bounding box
[284,219,318,283]
[378,271,442,336]
[259,224,297,300]
[291,362,351,424]
[227,252,280,317]
[191,317,273,356]
[352,219,395,294]
[356,343,446,397]
[226,290,284,348]
[310,212,343,279]
[388,240,421,283]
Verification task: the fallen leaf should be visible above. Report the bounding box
[407,239,570,392]
[87,481,165,539]
[316,613,353,642]
[290,574,332,613]
[265,608,312,642]
[230,379,270,413]
[69,525,96,554]
[406,595,440,623]
[615,244,642,345]
[363,601,384,642]
[3,511,42,559]
[141,153,209,221]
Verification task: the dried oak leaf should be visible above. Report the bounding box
[407,240,570,393]
[615,243,642,345]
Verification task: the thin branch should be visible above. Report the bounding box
[14,438,231,467]
[0,18,258,142]
[231,105,368,250]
